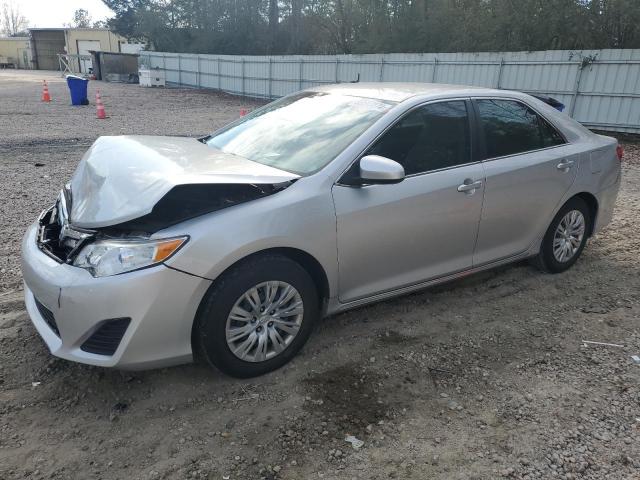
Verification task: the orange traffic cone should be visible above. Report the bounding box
[41,80,51,102]
[96,91,106,119]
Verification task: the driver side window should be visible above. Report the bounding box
[367,101,471,176]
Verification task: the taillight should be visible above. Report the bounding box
[616,145,624,161]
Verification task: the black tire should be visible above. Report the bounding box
[194,254,319,378]
[533,197,592,274]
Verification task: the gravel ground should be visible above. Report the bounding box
[1,70,639,480]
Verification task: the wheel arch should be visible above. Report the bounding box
[190,246,330,362]
[193,246,330,311]
[258,247,332,304]
[572,192,598,237]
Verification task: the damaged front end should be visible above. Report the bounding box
[37,181,294,268]
[102,181,294,235]
[36,135,299,275]
[37,187,95,264]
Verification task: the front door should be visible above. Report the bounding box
[472,98,579,265]
[332,100,485,303]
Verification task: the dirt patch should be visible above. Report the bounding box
[303,363,393,432]
[376,328,416,345]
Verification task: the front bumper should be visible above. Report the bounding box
[21,222,211,370]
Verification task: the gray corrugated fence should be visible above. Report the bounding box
[139,49,640,134]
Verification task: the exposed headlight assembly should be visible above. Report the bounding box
[74,237,188,277]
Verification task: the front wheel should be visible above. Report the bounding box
[194,254,319,378]
[533,197,592,274]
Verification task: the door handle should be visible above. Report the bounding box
[557,159,575,171]
[457,180,483,193]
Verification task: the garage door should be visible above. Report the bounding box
[77,40,101,73]
[32,30,66,70]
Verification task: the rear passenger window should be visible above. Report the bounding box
[367,101,471,175]
[476,99,565,159]
[539,116,565,147]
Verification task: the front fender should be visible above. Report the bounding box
[160,176,339,299]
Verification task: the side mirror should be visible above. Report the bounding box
[359,155,405,184]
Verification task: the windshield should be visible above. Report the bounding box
[206,92,395,175]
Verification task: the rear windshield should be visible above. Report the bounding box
[206,92,395,175]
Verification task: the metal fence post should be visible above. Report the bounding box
[432,58,438,82]
[570,62,585,117]
[379,56,385,82]
[196,55,201,88]
[496,58,505,89]
[217,57,221,90]
[268,57,273,98]
[299,58,304,90]
[178,54,182,86]
[241,57,245,96]
[335,58,339,83]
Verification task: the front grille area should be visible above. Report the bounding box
[34,298,60,337]
[37,205,69,262]
[80,318,131,356]
[37,194,94,263]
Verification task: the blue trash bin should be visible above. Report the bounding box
[66,75,89,106]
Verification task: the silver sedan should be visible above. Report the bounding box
[21,83,621,377]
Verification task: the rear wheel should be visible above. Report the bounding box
[533,197,591,273]
[194,254,318,378]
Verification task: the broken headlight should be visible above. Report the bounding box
[73,237,188,277]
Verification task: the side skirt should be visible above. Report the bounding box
[325,250,534,317]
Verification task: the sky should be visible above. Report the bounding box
[17,0,114,28]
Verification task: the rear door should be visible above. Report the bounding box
[333,100,485,302]
[472,98,578,265]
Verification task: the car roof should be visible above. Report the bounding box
[309,82,594,143]
[310,82,506,103]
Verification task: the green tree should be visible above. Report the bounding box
[101,0,640,54]
[72,8,93,28]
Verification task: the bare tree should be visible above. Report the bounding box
[1,1,28,36]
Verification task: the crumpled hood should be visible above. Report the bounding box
[69,135,299,229]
